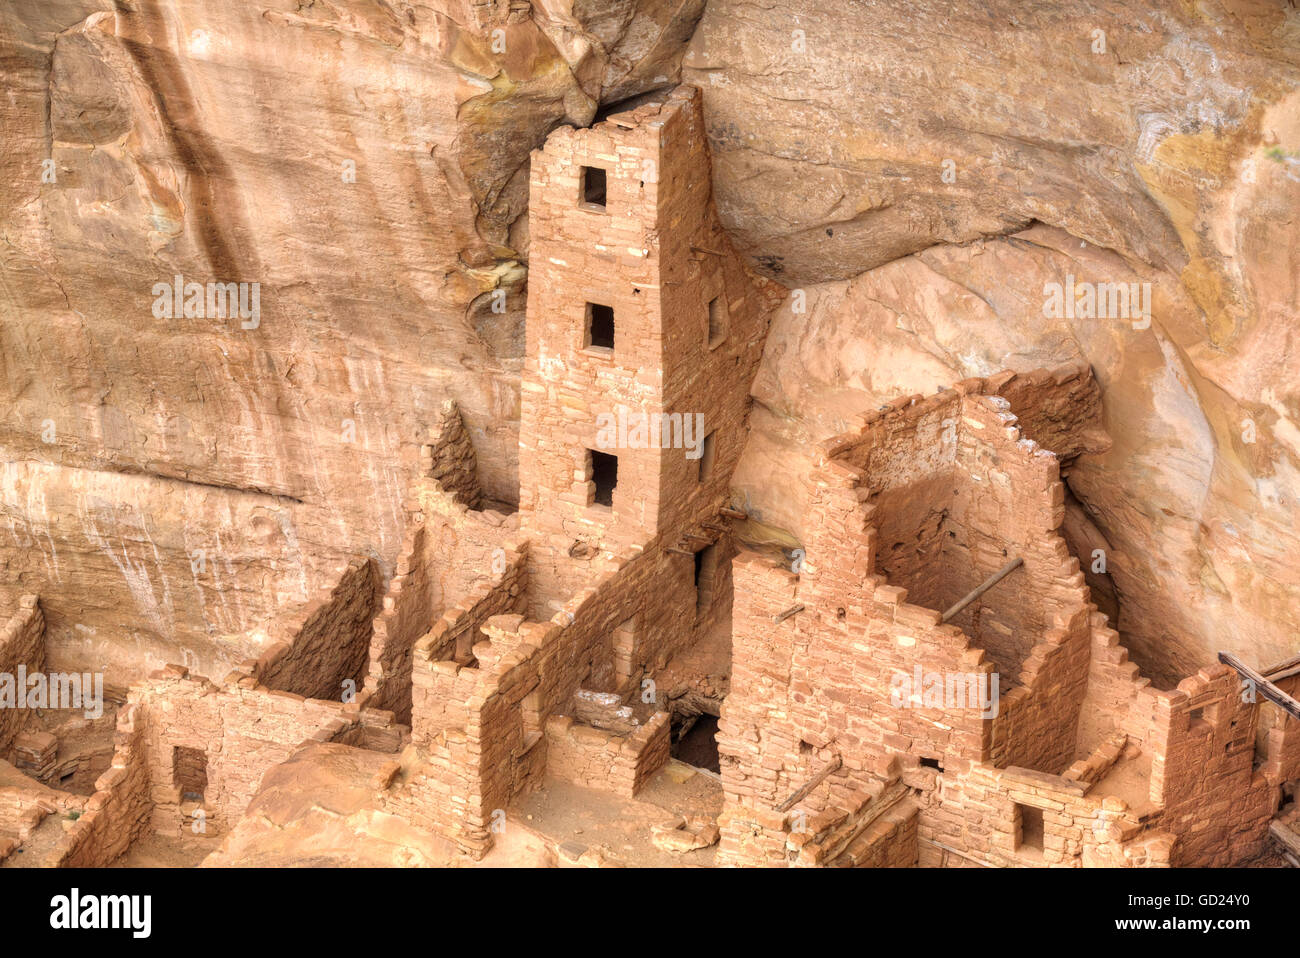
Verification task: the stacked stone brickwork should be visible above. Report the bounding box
[1147,666,1276,866]
[917,761,1152,867]
[0,595,44,758]
[719,363,1292,867]
[386,85,782,859]
[363,475,519,723]
[543,711,670,797]
[49,702,151,867]
[423,399,483,510]
[519,84,781,606]
[130,667,397,838]
[254,557,382,702]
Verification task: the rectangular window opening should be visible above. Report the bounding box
[1016,803,1043,852]
[589,449,618,508]
[580,166,607,210]
[585,302,615,351]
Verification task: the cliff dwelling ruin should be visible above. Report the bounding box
[1,82,1296,878]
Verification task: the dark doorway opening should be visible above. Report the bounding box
[590,449,618,507]
[672,713,720,773]
[173,745,208,802]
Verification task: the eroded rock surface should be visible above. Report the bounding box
[1,0,702,681]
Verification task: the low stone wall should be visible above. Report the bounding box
[543,711,670,797]
[391,637,542,858]
[403,536,710,856]
[918,760,1145,868]
[132,668,395,837]
[409,543,529,747]
[48,702,150,867]
[0,595,44,759]
[364,522,432,722]
[791,788,920,868]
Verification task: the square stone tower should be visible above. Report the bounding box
[519,86,772,603]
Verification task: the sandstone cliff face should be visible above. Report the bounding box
[0,0,701,681]
[1,0,1297,687]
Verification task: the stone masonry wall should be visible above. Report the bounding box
[519,93,670,564]
[424,399,483,510]
[543,711,670,797]
[255,557,381,703]
[1147,665,1277,866]
[405,533,710,855]
[651,86,783,541]
[408,542,529,747]
[798,370,1098,771]
[518,85,780,608]
[363,522,432,721]
[916,760,1153,868]
[716,366,1215,867]
[722,363,1289,867]
[0,595,44,758]
[49,701,150,867]
[364,476,517,723]
[133,668,392,837]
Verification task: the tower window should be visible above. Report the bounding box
[589,449,618,507]
[707,295,726,347]
[698,432,716,483]
[580,166,607,210]
[585,302,615,351]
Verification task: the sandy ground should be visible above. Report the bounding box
[502,759,723,868]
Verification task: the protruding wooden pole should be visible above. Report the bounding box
[776,757,842,813]
[1269,821,1300,861]
[940,558,1024,623]
[772,604,804,624]
[1263,651,1300,680]
[1218,652,1300,721]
